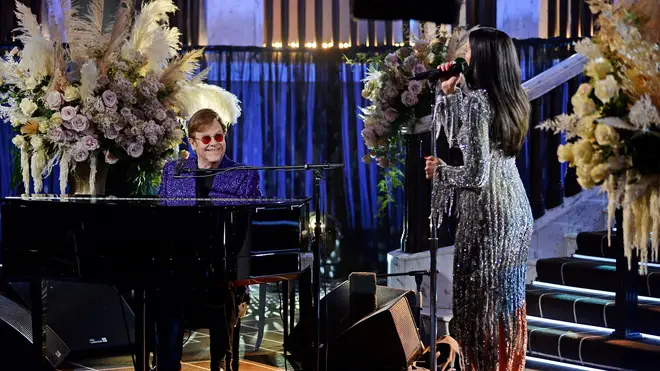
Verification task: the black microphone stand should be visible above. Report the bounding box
[428,76,442,371]
[176,162,344,371]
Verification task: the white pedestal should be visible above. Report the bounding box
[387,246,455,314]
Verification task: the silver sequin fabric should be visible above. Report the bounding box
[431,87,533,371]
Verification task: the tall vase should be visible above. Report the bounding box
[68,156,109,196]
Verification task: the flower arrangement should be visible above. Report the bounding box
[347,26,472,214]
[539,0,660,271]
[0,0,241,195]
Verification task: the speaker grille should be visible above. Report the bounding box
[390,297,421,361]
[0,295,32,341]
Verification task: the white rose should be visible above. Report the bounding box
[24,77,38,90]
[585,57,613,80]
[19,98,38,117]
[574,38,602,59]
[63,86,81,102]
[557,143,574,164]
[30,135,44,150]
[594,75,619,104]
[589,163,609,184]
[577,83,592,96]
[594,123,619,146]
[11,135,26,148]
[38,122,49,133]
[571,94,597,118]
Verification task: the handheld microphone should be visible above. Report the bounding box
[412,58,467,81]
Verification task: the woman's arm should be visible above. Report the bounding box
[436,90,491,188]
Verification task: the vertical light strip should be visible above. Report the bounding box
[273,0,282,46]
[289,0,299,47]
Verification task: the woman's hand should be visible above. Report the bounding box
[425,156,446,179]
[437,62,461,95]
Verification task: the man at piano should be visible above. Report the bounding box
[155,108,260,371]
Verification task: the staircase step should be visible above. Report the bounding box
[535,257,660,298]
[575,231,613,258]
[526,283,660,336]
[576,231,656,260]
[526,356,607,370]
[527,316,660,370]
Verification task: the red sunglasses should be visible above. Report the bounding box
[194,133,225,145]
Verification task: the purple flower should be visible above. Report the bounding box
[71,114,89,132]
[384,53,399,68]
[384,108,399,123]
[133,109,146,120]
[403,55,419,70]
[373,122,390,136]
[361,126,378,148]
[72,147,90,162]
[127,142,144,158]
[377,157,391,168]
[81,135,99,151]
[163,118,176,130]
[408,80,423,95]
[45,91,63,110]
[102,90,118,107]
[97,75,110,87]
[412,63,426,75]
[104,150,119,164]
[112,121,125,131]
[61,106,78,121]
[130,126,143,137]
[105,125,120,139]
[154,109,167,121]
[47,127,66,142]
[61,120,73,130]
[64,130,76,142]
[401,91,418,107]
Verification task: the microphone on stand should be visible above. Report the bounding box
[411,58,467,81]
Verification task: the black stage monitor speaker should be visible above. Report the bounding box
[284,280,421,370]
[0,281,135,368]
[351,0,462,25]
[328,294,424,371]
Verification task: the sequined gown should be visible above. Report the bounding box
[431,87,533,371]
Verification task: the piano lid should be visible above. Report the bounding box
[1,195,312,208]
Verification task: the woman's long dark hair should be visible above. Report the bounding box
[465,27,530,157]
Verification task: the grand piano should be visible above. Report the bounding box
[0,195,314,370]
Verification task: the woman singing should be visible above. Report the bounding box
[425,27,533,371]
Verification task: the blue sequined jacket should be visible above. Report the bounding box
[158,155,262,198]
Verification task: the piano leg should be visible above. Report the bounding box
[134,289,149,371]
[289,281,295,339]
[232,318,241,371]
[298,268,312,370]
[30,278,48,370]
[282,281,289,341]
